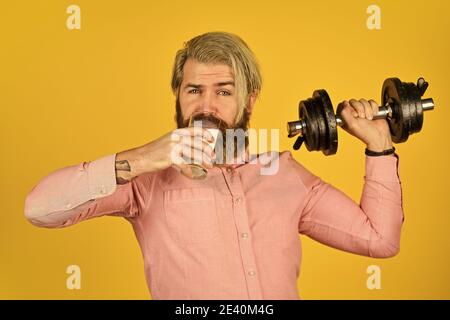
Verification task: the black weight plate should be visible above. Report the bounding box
[299,99,319,151]
[406,82,423,134]
[398,81,413,142]
[382,78,410,143]
[299,100,312,150]
[406,82,419,137]
[310,90,325,153]
[305,98,321,151]
[382,78,402,142]
[415,87,424,134]
[314,89,338,155]
[402,83,416,141]
[310,93,328,153]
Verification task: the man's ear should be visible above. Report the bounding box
[246,91,258,115]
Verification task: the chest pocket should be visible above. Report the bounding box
[163,188,220,244]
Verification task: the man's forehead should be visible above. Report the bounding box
[182,59,234,82]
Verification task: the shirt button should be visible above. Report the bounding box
[235,197,242,204]
[100,187,106,195]
[248,270,256,277]
[241,232,249,239]
[65,203,72,209]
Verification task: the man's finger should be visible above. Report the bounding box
[359,98,373,120]
[349,99,365,118]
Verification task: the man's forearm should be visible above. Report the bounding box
[115,147,148,184]
[114,128,217,184]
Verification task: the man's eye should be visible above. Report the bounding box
[218,90,231,96]
[188,89,199,94]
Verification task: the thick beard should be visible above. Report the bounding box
[175,98,250,164]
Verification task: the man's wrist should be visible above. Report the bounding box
[115,148,145,184]
[365,146,396,157]
[366,140,393,152]
[365,137,396,157]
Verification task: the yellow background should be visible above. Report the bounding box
[1,0,449,299]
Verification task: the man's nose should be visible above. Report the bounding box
[198,91,219,114]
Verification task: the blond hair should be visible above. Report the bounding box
[171,32,262,124]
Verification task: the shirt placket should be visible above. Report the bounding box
[220,166,263,300]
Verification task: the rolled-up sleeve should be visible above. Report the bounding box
[24,154,153,228]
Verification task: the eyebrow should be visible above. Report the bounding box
[184,81,235,89]
[216,81,235,87]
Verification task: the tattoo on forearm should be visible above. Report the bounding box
[116,160,131,171]
[116,177,130,185]
[115,160,131,184]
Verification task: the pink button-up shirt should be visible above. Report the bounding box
[24,151,403,299]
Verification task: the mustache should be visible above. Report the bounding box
[187,112,249,163]
[182,112,230,131]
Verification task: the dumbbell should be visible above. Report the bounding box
[287,77,435,155]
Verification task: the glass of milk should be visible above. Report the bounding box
[183,113,222,180]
